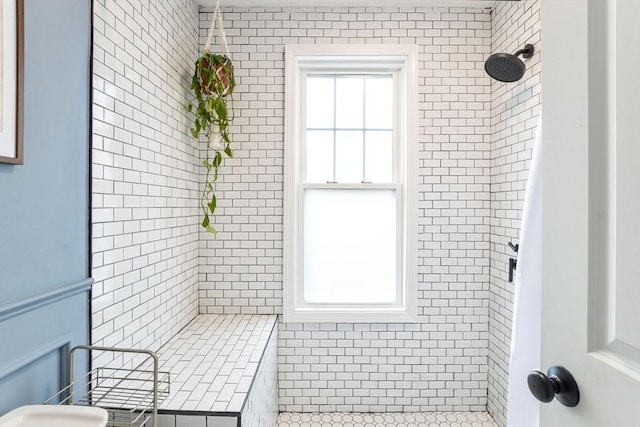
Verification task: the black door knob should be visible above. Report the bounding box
[527,365,580,407]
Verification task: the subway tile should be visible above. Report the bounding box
[92,0,201,363]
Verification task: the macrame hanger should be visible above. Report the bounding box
[204,0,231,58]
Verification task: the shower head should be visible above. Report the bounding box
[485,44,535,82]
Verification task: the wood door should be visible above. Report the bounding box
[540,0,640,426]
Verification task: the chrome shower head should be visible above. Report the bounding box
[485,44,535,83]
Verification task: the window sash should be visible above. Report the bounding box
[297,184,403,308]
[301,71,400,185]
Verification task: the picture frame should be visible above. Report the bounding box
[0,0,24,165]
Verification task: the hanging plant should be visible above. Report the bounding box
[187,3,235,234]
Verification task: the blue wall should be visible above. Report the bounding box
[0,0,91,414]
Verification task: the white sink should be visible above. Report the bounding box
[0,405,108,427]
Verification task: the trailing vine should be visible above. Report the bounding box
[187,51,236,234]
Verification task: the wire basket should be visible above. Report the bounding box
[45,345,170,427]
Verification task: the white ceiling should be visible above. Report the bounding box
[197,0,500,9]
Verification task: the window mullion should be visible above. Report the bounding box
[301,183,399,190]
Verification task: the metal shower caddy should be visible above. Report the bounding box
[45,345,170,427]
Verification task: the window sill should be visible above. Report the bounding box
[282,308,419,323]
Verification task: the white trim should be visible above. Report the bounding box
[300,183,399,190]
[200,0,497,9]
[284,46,300,324]
[284,44,419,323]
[284,308,417,324]
[402,43,419,322]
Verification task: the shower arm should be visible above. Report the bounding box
[514,44,535,59]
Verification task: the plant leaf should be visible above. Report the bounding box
[207,194,217,213]
[215,98,228,119]
[214,151,222,168]
[221,130,230,143]
[224,145,233,158]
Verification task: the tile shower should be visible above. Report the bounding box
[91,1,540,426]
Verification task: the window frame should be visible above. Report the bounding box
[284,44,419,323]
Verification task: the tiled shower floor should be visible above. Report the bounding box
[277,412,499,427]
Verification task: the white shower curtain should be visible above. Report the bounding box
[507,115,542,427]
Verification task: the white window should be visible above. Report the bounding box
[284,45,419,323]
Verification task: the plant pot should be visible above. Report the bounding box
[199,55,234,97]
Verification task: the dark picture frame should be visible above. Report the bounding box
[0,0,24,165]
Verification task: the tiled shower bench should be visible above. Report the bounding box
[154,314,278,427]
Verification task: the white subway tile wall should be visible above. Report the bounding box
[90,1,538,421]
[241,325,279,427]
[92,0,201,365]
[487,1,541,426]
[199,7,493,413]
[278,322,490,413]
